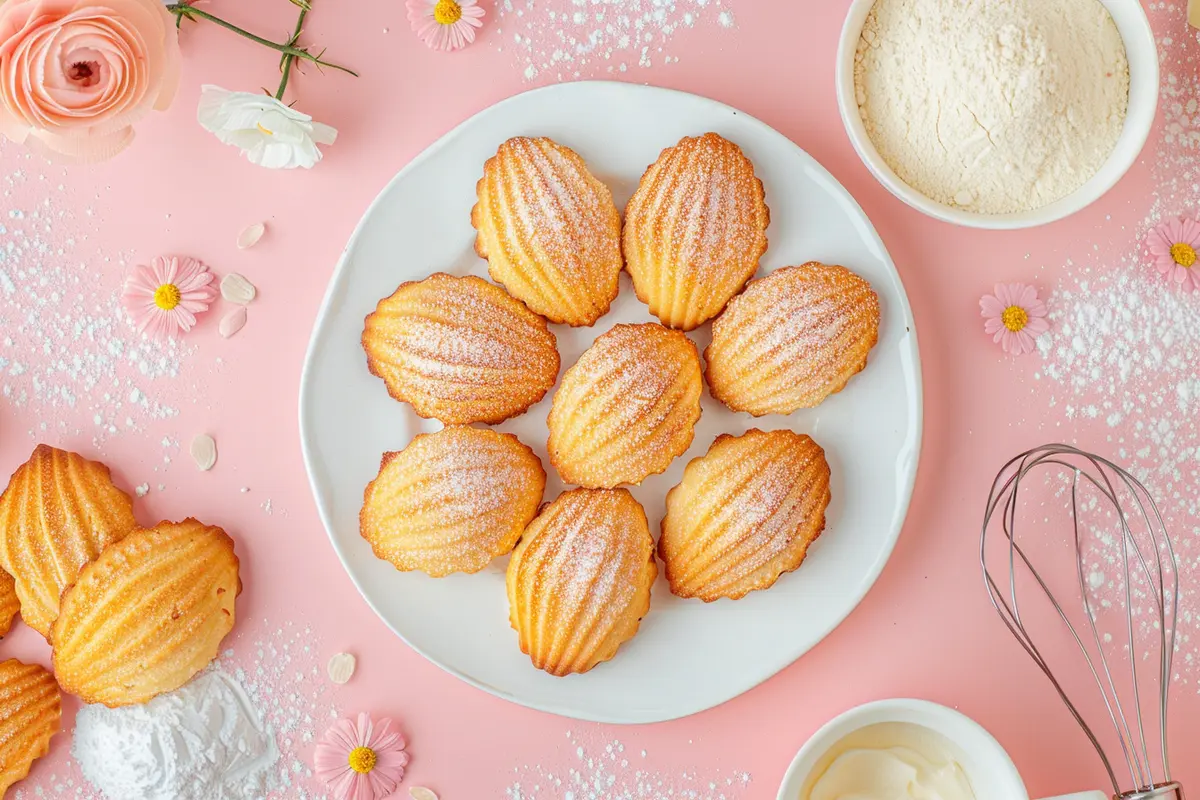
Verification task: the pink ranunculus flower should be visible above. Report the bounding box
[0,0,181,162]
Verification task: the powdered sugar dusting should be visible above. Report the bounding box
[495,0,738,82]
[17,622,340,800]
[505,731,752,799]
[0,168,201,453]
[1034,2,1200,678]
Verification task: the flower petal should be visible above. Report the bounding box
[1018,284,1038,308]
[1024,317,1050,336]
[980,295,1005,317]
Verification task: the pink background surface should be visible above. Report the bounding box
[1,0,1198,798]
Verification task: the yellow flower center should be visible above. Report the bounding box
[1171,242,1197,268]
[154,284,181,311]
[434,0,463,24]
[348,746,377,774]
[256,122,274,136]
[1001,305,1028,332]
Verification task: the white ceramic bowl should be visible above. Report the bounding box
[776,699,1107,800]
[835,0,1159,229]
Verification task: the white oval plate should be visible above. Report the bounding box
[299,81,923,724]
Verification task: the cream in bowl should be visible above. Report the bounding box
[804,722,975,800]
[776,699,1107,800]
[836,0,1159,229]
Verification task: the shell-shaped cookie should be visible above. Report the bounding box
[0,570,17,636]
[0,659,61,797]
[363,273,560,424]
[506,488,657,676]
[361,426,547,577]
[623,132,770,331]
[659,429,831,601]
[0,444,137,638]
[705,262,880,415]
[547,323,702,488]
[51,518,240,707]
[472,136,623,327]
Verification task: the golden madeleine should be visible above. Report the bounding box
[623,132,770,331]
[0,444,137,638]
[52,518,240,707]
[705,262,880,415]
[361,426,546,577]
[0,659,61,797]
[0,570,17,636]
[472,136,622,327]
[363,273,560,425]
[659,429,831,601]
[507,488,657,676]
[547,323,702,488]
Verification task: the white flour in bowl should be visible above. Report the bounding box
[72,670,280,800]
[854,0,1130,214]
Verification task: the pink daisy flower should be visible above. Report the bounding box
[1146,217,1200,292]
[121,256,217,340]
[406,0,485,51]
[979,283,1049,356]
[314,713,409,800]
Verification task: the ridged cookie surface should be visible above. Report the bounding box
[705,262,880,415]
[52,518,240,707]
[659,429,831,601]
[0,570,17,636]
[0,659,61,796]
[361,426,546,577]
[506,488,657,676]
[363,273,560,424]
[472,136,622,327]
[547,323,702,488]
[623,132,769,330]
[0,444,137,637]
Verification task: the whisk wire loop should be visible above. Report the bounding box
[980,444,1179,798]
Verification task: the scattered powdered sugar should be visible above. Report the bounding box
[494,0,737,82]
[506,732,752,799]
[0,168,202,450]
[17,622,340,800]
[1032,1,1200,680]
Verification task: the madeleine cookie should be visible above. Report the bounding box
[547,323,702,488]
[705,262,880,415]
[507,488,657,676]
[623,133,770,330]
[0,444,137,638]
[0,570,17,636]
[363,273,560,425]
[0,659,61,796]
[472,136,623,327]
[361,426,546,577]
[659,429,831,601]
[52,518,240,707]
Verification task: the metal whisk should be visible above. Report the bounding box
[980,444,1184,800]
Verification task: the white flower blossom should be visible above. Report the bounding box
[197,85,337,169]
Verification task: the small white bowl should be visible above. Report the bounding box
[835,0,1159,229]
[775,699,1107,800]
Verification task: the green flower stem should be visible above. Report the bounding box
[275,4,309,100]
[165,4,357,78]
